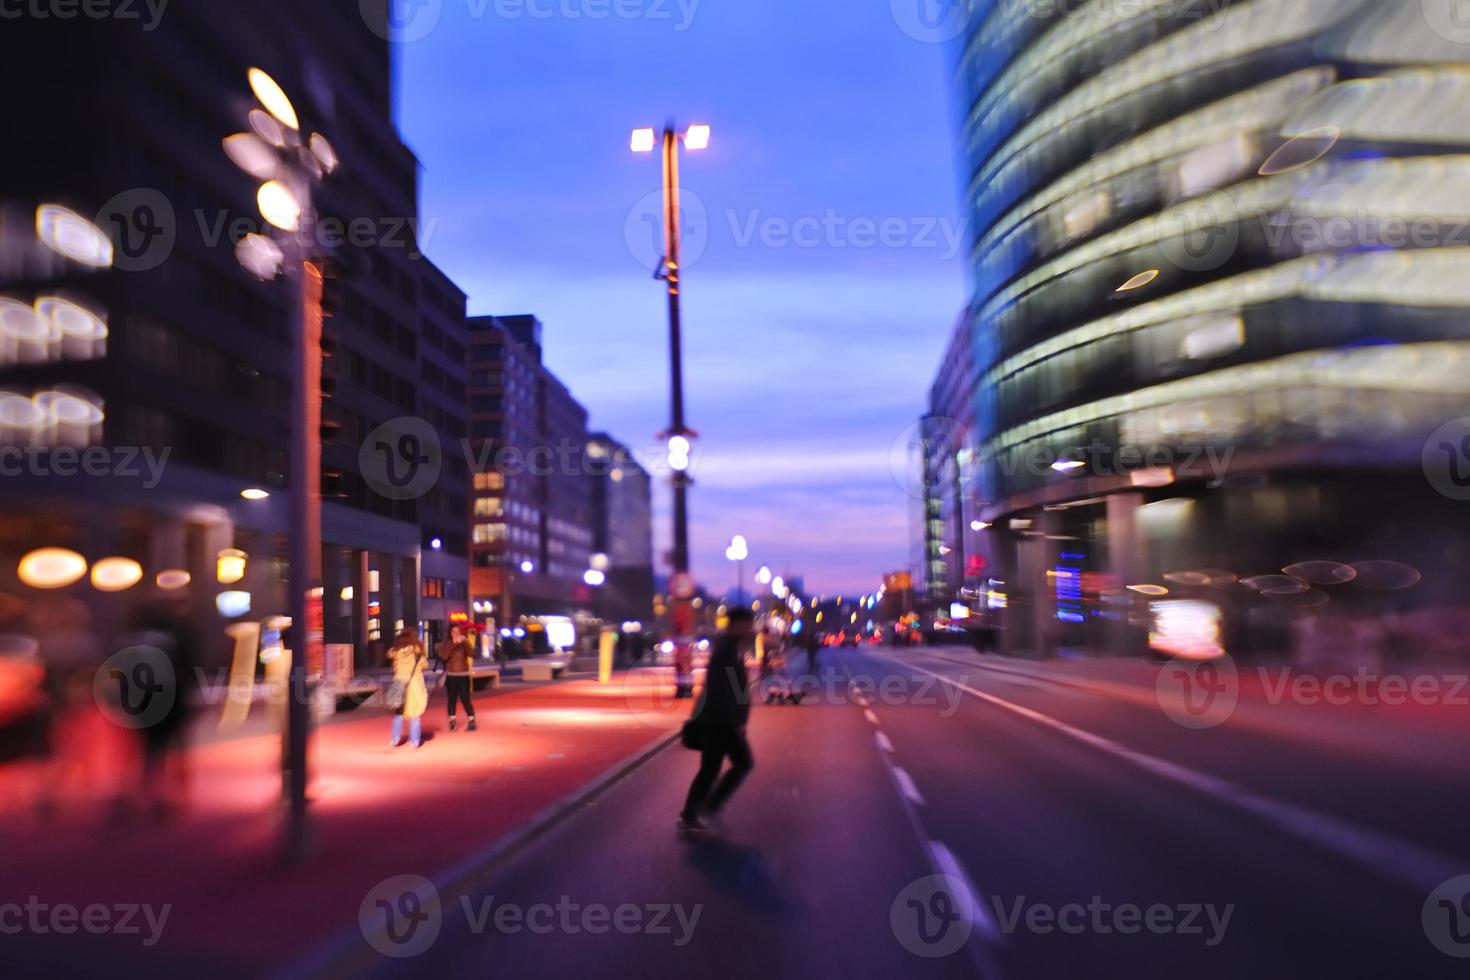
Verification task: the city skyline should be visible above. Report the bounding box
[393,1,969,594]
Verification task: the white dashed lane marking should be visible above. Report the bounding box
[892,766,926,807]
[884,653,1464,894]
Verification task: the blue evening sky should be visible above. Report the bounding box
[393,0,968,595]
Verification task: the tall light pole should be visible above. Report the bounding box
[631,121,709,697]
[226,68,337,863]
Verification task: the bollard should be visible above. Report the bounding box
[599,627,616,684]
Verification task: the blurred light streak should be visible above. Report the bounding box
[35,204,112,267]
[89,557,142,592]
[248,67,299,130]
[1117,269,1160,292]
[1149,599,1224,660]
[1258,125,1341,175]
[17,548,87,589]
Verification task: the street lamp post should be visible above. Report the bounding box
[225,68,337,864]
[726,534,748,608]
[632,121,709,697]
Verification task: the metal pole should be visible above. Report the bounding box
[285,255,323,864]
[663,125,695,695]
[664,126,690,574]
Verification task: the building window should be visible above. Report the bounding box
[473,523,507,544]
[423,577,444,598]
[473,471,505,491]
[473,497,504,518]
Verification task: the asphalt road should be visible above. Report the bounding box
[359,646,1470,979]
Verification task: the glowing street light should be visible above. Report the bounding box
[256,180,302,232]
[667,434,692,472]
[683,124,711,150]
[309,133,339,174]
[17,548,88,589]
[629,119,713,700]
[248,68,300,130]
[156,569,191,590]
[726,534,749,606]
[227,66,340,864]
[235,233,284,280]
[90,557,143,593]
[223,132,279,179]
[216,548,247,584]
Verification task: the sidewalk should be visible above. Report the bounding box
[0,665,692,977]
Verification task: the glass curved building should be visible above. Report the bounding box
[953,0,1470,658]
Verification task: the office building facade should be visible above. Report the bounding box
[919,316,978,612]
[466,315,595,625]
[587,432,656,626]
[0,1,470,669]
[954,0,1470,657]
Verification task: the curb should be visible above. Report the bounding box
[275,726,683,979]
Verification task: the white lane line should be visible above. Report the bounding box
[892,766,926,807]
[888,654,1463,894]
[875,731,895,753]
[871,717,1008,970]
[863,708,879,725]
[928,840,1002,943]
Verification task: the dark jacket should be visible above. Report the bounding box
[691,633,750,729]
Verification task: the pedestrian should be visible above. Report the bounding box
[387,628,428,748]
[805,623,820,676]
[123,594,198,817]
[438,624,477,732]
[679,607,755,832]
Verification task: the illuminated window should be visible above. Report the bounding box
[473,471,504,491]
[473,523,507,544]
[473,497,504,518]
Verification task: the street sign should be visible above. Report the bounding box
[671,572,695,600]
